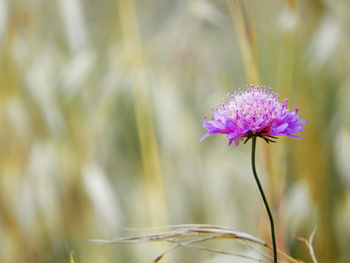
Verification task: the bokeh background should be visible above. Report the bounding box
[1,0,350,262]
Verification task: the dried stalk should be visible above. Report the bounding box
[90,224,304,263]
[295,228,318,263]
[159,237,262,262]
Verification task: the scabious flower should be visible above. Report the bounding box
[201,85,307,146]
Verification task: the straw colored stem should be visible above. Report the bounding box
[227,0,259,83]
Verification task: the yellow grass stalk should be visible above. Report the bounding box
[227,0,259,84]
[117,0,168,230]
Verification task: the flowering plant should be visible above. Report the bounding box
[201,85,306,263]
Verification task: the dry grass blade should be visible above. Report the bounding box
[240,240,275,262]
[89,224,303,262]
[90,224,305,262]
[240,240,305,263]
[295,228,318,263]
[167,239,262,262]
[70,251,79,263]
[153,237,214,263]
[154,235,263,262]
[308,228,318,263]
[90,224,266,246]
[123,223,242,231]
[154,237,223,263]
[227,0,259,83]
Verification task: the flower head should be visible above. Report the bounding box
[201,85,307,146]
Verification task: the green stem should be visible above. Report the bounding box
[251,136,277,263]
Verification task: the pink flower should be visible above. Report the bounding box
[201,85,307,146]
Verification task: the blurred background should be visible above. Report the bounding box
[1,0,350,262]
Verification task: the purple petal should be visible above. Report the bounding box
[225,119,237,130]
[228,138,234,146]
[295,120,307,126]
[288,134,304,140]
[275,123,289,132]
[234,138,241,146]
[200,132,211,141]
[203,121,217,130]
[227,132,239,140]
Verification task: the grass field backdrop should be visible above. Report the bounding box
[1,0,349,262]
